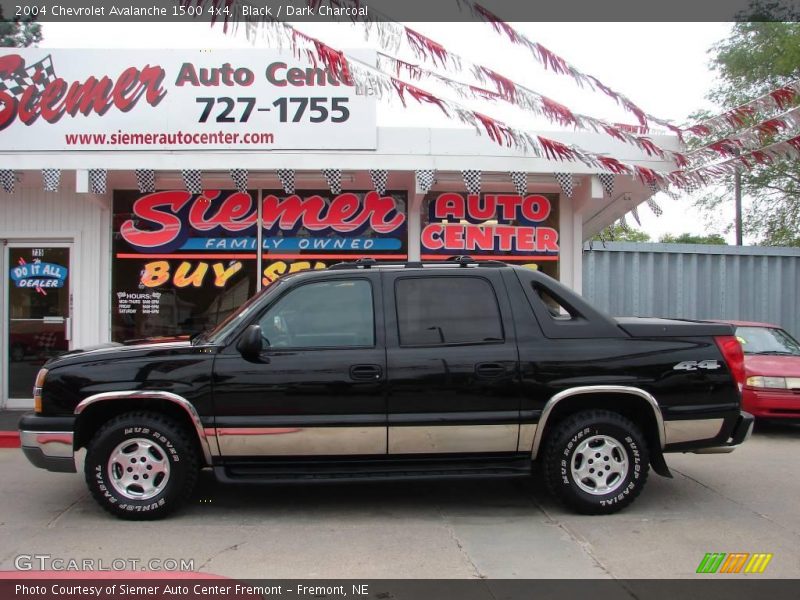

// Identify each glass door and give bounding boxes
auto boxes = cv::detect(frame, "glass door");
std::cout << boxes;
[5,244,71,407]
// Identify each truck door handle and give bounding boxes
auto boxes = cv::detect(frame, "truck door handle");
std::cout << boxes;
[350,364,383,381]
[475,362,507,378]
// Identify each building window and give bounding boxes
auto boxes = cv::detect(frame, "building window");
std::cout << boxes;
[111,189,406,342]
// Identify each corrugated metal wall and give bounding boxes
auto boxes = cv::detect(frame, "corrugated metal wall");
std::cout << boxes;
[582,242,800,338]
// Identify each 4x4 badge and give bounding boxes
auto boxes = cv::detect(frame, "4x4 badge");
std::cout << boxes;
[673,360,722,371]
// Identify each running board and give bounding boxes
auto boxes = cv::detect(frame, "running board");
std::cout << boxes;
[215,454,532,485]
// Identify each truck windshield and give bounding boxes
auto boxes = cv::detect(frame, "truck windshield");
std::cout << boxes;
[197,278,285,345]
[735,326,800,356]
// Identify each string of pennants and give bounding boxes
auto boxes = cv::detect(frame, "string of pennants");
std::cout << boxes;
[190,2,800,193]
[249,17,799,192]
[0,166,672,218]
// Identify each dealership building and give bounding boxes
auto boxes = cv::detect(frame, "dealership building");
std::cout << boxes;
[0,49,680,409]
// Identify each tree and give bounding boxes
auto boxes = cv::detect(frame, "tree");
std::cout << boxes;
[694,15,800,246]
[659,233,727,245]
[0,9,42,48]
[591,223,651,243]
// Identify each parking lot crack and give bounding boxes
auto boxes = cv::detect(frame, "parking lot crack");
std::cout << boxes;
[197,542,245,572]
[46,493,86,528]
[435,505,486,580]
[671,466,800,538]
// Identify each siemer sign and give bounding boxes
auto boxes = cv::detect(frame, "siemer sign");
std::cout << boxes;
[0,49,377,151]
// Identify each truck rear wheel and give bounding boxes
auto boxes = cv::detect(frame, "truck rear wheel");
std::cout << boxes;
[84,411,198,520]
[543,410,649,515]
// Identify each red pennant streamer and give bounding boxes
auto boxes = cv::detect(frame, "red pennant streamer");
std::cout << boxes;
[473,111,514,145]
[541,97,577,127]
[391,79,450,114]
[405,28,450,68]
[538,136,575,161]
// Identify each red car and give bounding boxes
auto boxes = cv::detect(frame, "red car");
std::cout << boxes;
[717,321,800,420]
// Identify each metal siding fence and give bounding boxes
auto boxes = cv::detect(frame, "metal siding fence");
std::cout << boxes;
[582,242,800,339]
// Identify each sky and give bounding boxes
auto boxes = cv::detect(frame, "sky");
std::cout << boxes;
[41,21,740,242]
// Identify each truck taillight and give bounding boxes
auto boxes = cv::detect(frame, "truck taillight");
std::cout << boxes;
[715,336,745,393]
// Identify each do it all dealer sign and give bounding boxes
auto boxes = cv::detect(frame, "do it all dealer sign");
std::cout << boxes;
[0,49,377,151]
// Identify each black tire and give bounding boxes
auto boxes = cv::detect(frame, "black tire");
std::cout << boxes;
[84,411,199,520]
[543,410,649,515]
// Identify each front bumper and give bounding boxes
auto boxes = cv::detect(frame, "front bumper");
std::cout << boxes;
[692,411,754,454]
[19,414,76,473]
[743,388,800,419]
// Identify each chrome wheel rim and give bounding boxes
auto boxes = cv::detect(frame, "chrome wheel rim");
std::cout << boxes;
[570,434,629,495]
[107,437,170,500]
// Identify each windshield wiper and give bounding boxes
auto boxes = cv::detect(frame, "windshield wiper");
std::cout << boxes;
[750,350,798,356]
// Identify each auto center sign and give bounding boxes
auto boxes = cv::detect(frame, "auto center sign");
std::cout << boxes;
[0,49,376,151]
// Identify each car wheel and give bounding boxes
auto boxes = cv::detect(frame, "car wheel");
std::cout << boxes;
[543,409,649,515]
[84,411,199,520]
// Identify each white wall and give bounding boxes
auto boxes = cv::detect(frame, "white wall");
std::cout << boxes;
[0,172,112,352]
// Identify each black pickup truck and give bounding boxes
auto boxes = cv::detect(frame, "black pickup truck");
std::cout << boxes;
[19,258,753,519]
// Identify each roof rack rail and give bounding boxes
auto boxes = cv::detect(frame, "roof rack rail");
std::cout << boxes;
[328,256,507,270]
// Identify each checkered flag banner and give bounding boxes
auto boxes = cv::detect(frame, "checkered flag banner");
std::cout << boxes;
[88,169,107,194]
[415,170,436,194]
[182,169,202,195]
[229,169,248,194]
[618,214,630,232]
[664,185,681,201]
[630,205,641,226]
[509,171,527,196]
[646,197,663,217]
[42,169,61,192]
[277,169,295,194]
[369,169,389,195]
[598,173,615,197]
[554,172,574,199]
[462,170,481,195]
[0,54,56,98]
[135,169,155,193]
[647,180,660,197]
[322,169,342,195]
[0,169,15,193]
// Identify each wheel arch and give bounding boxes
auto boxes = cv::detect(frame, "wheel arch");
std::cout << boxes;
[74,391,213,465]
[531,386,665,461]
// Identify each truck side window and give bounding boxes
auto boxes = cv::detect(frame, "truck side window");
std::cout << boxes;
[395,277,503,346]
[258,279,374,348]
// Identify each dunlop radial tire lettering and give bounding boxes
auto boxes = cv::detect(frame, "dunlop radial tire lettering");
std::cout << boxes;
[84,411,199,520]
[542,409,649,515]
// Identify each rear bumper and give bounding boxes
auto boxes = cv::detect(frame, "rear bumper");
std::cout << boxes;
[18,413,76,473]
[692,411,754,454]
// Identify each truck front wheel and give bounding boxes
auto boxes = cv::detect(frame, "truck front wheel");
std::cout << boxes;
[84,411,199,520]
[543,410,649,515]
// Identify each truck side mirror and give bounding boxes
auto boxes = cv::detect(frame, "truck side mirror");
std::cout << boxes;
[236,324,263,359]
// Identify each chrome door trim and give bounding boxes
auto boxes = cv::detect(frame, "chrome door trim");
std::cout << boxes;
[75,391,213,465]
[531,385,665,459]
[388,424,519,454]
[215,426,386,456]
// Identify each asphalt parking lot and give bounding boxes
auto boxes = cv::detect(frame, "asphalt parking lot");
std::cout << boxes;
[0,423,798,579]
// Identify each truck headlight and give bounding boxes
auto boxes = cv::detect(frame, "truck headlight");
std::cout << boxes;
[33,368,47,413]
[746,376,787,389]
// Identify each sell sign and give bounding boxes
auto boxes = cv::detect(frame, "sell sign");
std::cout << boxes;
[0,49,376,151]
